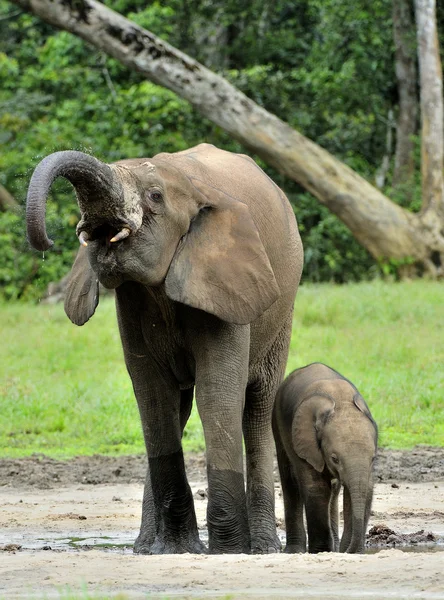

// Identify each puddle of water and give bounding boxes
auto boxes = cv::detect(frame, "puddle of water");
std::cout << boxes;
[42,535,134,552]
[0,530,135,553]
[2,529,443,554]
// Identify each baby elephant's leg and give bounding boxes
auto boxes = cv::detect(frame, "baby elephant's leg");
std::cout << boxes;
[301,471,335,553]
[274,435,306,552]
[329,479,341,552]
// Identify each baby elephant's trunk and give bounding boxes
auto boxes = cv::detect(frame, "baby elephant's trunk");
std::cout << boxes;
[347,512,366,553]
[342,471,373,553]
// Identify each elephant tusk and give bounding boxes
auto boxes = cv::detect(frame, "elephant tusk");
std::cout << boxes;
[110,227,131,243]
[78,231,89,247]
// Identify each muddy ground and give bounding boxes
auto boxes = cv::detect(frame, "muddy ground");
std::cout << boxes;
[0,447,443,599]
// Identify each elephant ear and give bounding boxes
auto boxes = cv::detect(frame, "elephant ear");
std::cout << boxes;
[353,393,377,430]
[64,246,99,326]
[292,395,335,473]
[165,179,279,325]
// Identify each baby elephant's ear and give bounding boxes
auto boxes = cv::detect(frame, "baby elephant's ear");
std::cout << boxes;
[292,395,335,473]
[64,246,99,326]
[353,394,372,418]
[353,393,377,429]
[165,179,280,325]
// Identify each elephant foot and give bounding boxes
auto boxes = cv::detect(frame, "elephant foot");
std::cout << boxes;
[308,545,334,554]
[207,467,251,554]
[284,543,306,553]
[134,534,206,555]
[251,532,281,554]
[133,530,155,554]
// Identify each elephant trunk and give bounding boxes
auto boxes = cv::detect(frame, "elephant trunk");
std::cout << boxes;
[26,151,123,251]
[343,471,372,554]
[347,509,366,554]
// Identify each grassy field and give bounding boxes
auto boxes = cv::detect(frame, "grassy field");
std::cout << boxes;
[0,280,443,458]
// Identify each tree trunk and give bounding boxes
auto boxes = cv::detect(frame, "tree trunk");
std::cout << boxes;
[415,0,444,213]
[0,183,19,212]
[10,0,444,275]
[375,109,395,189]
[392,0,418,191]
[415,0,444,274]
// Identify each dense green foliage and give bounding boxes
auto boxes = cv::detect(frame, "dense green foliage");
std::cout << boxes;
[1,281,443,457]
[2,0,435,299]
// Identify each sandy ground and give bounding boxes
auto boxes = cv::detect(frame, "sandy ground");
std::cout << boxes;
[0,450,443,599]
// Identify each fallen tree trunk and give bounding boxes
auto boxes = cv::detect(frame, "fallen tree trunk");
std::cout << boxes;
[10,0,444,275]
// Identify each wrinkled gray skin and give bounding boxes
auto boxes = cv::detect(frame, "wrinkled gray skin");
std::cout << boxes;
[273,363,377,554]
[26,143,303,555]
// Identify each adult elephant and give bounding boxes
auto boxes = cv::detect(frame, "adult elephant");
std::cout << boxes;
[26,143,303,554]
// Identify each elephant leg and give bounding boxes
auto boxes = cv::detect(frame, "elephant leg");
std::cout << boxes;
[273,423,306,553]
[134,385,195,554]
[117,301,202,555]
[301,472,334,553]
[243,385,281,553]
[364,482,374,531]
[134,376,203,555]
[134,466,156,552]
[329,479,341,552]
[243,320,293,553]
[180,386,194,433]
[340,485,352,552]
[192,319,250,554]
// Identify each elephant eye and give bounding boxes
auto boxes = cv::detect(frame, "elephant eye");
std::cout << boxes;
[331,454,339,464]
[149,190,163,202]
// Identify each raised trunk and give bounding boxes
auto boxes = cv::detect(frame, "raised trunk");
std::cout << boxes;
[392,0,418,190]
[12,0,444,275]
[26,151,121,250]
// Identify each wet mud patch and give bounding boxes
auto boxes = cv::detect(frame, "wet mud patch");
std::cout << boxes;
[366,524,443,550]
[0,447,443,489]
[0,450,443,598]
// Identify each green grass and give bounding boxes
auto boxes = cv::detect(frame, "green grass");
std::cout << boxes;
[21,586,229,600]
[289,280,444,448]
[0,280,443,457]
[48,590,235,600]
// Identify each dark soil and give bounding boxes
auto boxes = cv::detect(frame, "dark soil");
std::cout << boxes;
[374,446,444,482]
[0,446,443,490]
[366,524,438,548]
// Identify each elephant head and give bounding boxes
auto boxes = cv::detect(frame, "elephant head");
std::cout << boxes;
[26,148,280,326]
[292,380,377,553]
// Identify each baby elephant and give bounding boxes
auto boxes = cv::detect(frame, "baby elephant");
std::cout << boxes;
[273,363,377,554]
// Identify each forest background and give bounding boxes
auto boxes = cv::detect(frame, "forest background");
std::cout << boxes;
[2,0,444,301]
[0,0,443,453]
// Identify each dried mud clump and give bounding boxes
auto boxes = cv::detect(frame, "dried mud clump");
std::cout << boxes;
[367,524,438,547]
